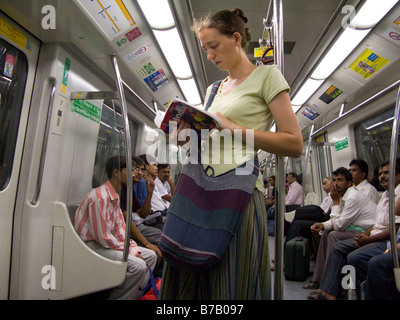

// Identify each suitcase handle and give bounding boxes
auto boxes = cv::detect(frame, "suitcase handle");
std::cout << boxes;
[295,237,306,256]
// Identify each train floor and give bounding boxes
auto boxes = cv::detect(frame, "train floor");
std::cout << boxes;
[268,235,316,300]
[268,235,357,300]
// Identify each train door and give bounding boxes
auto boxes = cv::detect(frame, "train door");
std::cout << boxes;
[9,42,130,299]
[0,14,40,300]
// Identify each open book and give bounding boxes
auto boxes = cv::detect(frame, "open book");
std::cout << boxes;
[154,98,221,134]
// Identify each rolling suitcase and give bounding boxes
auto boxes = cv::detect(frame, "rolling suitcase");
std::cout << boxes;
[284,236,310,281]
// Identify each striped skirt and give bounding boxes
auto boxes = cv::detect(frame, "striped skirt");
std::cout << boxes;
[159,189,271,300]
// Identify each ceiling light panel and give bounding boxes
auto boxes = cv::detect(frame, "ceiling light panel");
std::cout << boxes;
[154,28,193,79]
[291,78,325,105]
[177,78,202,105]
[311,27,370,80]
[137,0,175,29]
[350,0,399,29]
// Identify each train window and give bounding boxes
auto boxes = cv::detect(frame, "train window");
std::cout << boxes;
[92,101,138,188]
[354,107,400,182]
[0,39,28,191]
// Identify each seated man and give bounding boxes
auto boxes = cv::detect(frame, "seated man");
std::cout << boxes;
[320,177,334,215]
[285,172,304,209]
[267,172,303,219]
[349,159,380,204]
[133,158,175,208]
[121,156,164,277]
[285,177,333,251]
[307,167,377,289]
[155,163,175,206]
[119,156,162,255]
[308,159,400,300]
[364,238,400,300]
[140,155,170,219]
[133,176,147,207]
[74,156,157,300]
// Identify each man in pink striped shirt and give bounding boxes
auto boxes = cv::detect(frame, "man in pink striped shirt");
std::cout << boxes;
[285,172,304,207]
[75,156,157,299]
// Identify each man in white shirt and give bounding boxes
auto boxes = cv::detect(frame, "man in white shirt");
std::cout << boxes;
[309,159,400,300]
[320,177,334,214]
[309,167,377,287]
[349,159,380,204]
[154,163,175,205]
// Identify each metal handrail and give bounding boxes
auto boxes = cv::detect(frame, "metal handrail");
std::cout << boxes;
[389,83,400,284]
[311,80,400,138]
[122,80,156,116]
[259,1,273,47]
[31,77,57,205]
[110,55,133,263]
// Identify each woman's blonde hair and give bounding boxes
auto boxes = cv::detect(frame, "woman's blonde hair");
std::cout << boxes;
[192,8,251,50]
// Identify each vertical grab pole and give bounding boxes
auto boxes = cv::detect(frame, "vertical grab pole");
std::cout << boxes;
[389,84,400,291]
[273,0,285,301]
[110,54,133,262]
[302,125,314,205]
[31,77,57,205]
[274,156,285,300]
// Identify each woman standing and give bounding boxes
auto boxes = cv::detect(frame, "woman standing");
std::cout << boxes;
[160,8,303,300]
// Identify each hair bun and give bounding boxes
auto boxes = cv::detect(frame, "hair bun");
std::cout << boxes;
[232,8,248,24]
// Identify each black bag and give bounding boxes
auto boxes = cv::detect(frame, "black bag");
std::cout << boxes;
[293,205,328,222]
[284,236,310,281]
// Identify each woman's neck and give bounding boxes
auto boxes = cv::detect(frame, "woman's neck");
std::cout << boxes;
[227,58,256,81]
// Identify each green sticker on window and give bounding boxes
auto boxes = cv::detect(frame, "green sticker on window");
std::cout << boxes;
[71,100,101,123]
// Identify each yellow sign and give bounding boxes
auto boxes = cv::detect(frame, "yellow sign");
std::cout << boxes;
[116,0,134,26]
[254,47,273,58]
[0,17,32,52]
[349,48,389,79]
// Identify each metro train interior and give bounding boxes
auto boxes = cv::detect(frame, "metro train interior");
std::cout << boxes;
[0,0,399,300]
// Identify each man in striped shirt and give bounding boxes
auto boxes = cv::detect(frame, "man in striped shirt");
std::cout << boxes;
[74,156,157,300]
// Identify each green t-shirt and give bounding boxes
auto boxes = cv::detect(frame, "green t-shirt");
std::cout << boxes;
[201,65,290,192]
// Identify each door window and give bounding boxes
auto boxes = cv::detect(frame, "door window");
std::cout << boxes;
[92,100,139,188]
[0,38,28,190]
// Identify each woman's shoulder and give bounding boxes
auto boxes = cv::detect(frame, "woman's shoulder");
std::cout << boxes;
[254,64,283,77]
[206,77,227,90]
